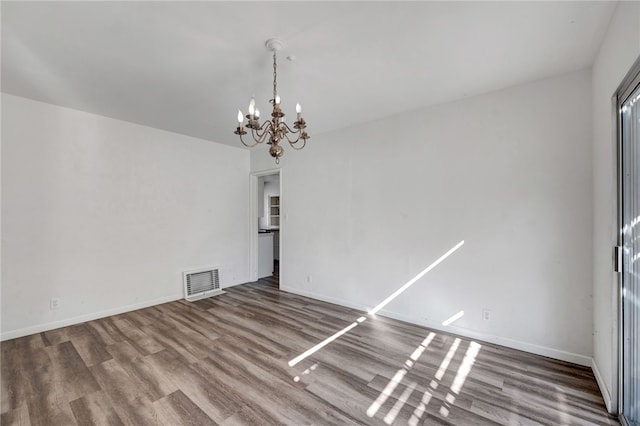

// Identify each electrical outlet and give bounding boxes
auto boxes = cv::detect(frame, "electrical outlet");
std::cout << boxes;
[50,298,60,310]
[482,309,491,321]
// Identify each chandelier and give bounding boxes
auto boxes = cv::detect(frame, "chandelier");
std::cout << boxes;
[234,38,310,163]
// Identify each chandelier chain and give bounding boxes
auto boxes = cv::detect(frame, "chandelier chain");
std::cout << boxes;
[272,51,278,101]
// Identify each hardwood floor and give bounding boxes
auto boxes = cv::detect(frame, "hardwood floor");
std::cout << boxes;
[1,276,618,425]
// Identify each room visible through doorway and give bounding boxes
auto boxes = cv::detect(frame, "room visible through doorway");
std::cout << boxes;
[251,169,281,286]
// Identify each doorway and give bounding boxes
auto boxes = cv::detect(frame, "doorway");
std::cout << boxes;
[617,60,640,426]
[250,169,281,286]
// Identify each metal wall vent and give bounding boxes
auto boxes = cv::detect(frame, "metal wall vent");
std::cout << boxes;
[183,267,224,302]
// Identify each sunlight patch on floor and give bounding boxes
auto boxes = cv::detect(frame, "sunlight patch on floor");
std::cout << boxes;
[408,338,461,424]
[436,341,481,416]
[436,338,460,380]
[384,381,417,424]
[366,332,436,418]
[409,389,434,426]
[288,320,362,367]
[293,363,318,382]
[450,341,480,394]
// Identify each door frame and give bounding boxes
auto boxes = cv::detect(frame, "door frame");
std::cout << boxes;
[249,168,282,283]
[615,54,640,422]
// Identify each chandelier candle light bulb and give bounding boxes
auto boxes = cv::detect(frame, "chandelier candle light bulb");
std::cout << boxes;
[233,38,310,164]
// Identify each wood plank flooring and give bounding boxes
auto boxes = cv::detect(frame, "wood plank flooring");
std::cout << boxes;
[1,276,618,425]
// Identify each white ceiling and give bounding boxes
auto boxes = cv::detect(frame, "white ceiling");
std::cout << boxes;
[1,1,616,148]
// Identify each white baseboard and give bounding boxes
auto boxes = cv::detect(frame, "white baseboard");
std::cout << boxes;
[379,309,592,366]
[1,275,250,341]
[222,279,248,289]
[280,285,592,367]
[0,293,183,341]
[280,285,367,312]
[592,358,613,413]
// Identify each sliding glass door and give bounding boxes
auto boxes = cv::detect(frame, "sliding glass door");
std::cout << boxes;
[620,77,640,426]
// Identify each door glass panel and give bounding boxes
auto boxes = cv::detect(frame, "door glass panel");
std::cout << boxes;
[621,84,640,426]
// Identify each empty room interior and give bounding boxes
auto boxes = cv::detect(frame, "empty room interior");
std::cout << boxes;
[2,1,640,425]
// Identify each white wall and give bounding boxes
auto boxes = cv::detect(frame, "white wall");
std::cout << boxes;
[591,2,640,412]
[252,69,594,365]
[1,94,250,339]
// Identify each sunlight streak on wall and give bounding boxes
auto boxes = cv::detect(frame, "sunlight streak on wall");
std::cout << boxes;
[441,310,464,326]
[368,241,465,315]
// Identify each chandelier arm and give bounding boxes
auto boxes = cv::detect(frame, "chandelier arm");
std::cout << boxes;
[282,130,308,150]
[289,137,307,150]
[280,122,297,134]
[239,132,261,148]
[281,127,302,145]
[251,123,272,144]
[251,129,269,144]
[280,123,309,148]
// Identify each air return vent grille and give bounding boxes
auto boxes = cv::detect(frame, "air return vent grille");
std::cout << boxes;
[183,267,224,302]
